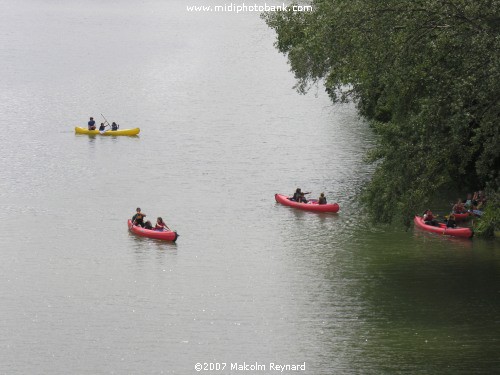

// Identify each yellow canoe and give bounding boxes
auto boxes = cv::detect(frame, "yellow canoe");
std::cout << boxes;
[75,127,140,136]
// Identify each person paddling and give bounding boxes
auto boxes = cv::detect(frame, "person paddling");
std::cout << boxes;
[291,188,311,201]
[132,207,146,227]
[99,122,107,131]
[423,209,438,226]
[154,217,170,231]
[291,188,302,201]
[298,192,309,203]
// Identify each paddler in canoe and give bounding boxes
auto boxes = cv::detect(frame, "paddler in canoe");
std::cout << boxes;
[445,213,457,228]
[131,207,147,227]
[140,217,170,231]
[305,192,328,204]
[318,192,327,205]
[452,198,466,214]
[154,217,170,231]
[98,114,119,131]
[290,188,311,202]
[423,209,439,226]
[88,117,96,130]
[98,121,118,133]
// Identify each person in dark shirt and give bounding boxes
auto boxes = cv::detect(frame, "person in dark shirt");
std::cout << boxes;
[132,207,146,227]
[291,188,311,202]
[446,214,457,228]
[99,123,107,131]
[291,188,302,201]
[318,193,327,205]
[111,122,119,131]
[88,117,96,130]
[298,192,309,203]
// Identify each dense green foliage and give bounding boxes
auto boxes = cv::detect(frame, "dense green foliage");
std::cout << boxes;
[263,0,500,229]
[474,189,500,236]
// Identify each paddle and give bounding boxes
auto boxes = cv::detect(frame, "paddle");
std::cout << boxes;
[101,113,111,126]
[100,113,113,132]
[98,114,112,134]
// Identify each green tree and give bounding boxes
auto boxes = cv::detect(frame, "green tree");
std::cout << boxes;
[263,0,500,229]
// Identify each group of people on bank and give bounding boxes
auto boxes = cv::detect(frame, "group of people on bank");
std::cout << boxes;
[452,191,487,214]
[290,188,327,204]
[88,117,120,131]
[422,190,488,229]
[131,208,170,231]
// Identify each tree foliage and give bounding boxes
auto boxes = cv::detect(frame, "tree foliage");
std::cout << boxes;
[263,0,500,227]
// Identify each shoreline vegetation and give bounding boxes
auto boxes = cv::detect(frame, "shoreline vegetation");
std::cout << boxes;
[262,1,499,237]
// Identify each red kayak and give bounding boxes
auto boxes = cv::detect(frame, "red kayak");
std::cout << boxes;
[275,193,340,213]
[413,216,473,238]
[452,212,470,221]
[128,220,178,242]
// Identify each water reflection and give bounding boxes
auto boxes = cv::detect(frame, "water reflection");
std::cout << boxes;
[412,228,473,250]
[349,229,500,373]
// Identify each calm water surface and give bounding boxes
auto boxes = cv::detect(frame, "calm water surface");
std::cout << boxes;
[0,1,498,374]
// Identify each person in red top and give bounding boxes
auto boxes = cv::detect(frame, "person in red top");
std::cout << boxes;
[423,209,439,226]
[452,199,465,214]
[154,217,170,231]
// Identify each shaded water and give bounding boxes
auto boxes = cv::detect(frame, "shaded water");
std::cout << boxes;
[0,1,498,373]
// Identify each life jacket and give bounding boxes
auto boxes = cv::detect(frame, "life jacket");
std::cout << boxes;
[134,213,145,222]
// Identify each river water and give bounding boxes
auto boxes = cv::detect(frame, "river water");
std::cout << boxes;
[0,1,498,374]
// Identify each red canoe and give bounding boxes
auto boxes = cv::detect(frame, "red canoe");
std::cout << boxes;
[128,220,178,242]
[413,216,473,238]
[452,212,470,221]
[275,193,340,213]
